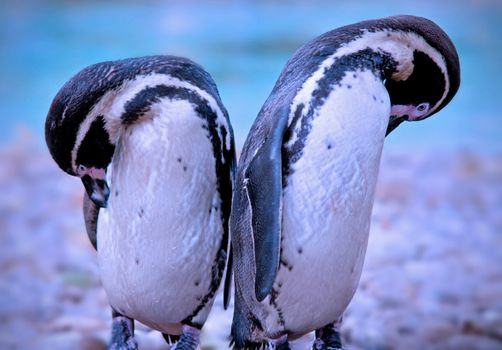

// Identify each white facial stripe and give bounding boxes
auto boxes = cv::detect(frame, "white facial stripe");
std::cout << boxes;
[286,29,450,137]
[61,105,69,122]
[70,73,231,170]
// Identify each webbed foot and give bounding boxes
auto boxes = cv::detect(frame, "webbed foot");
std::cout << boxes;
[171,325,201,350]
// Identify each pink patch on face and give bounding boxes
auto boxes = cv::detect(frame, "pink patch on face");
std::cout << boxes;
[390,104,413,117]
[76,165,106,179]
[390,103,430,121]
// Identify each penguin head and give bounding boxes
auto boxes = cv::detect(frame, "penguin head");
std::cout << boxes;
[45,56,210,208]
[45,62,120,208]
[380,15,460,135]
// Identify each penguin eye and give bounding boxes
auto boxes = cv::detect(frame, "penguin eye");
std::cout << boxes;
[77,164,88,175]
[416,102,430,113]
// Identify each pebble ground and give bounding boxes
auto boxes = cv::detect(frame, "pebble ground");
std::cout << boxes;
[1,140,500,350]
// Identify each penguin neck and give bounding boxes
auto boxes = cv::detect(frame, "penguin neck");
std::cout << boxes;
[283,67,390,187]
[70,75,155,172]
[283,48,394,172]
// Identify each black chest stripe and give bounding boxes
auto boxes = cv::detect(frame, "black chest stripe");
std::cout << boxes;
[281,48,397,184]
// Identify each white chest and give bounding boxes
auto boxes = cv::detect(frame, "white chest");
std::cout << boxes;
[265,70,390,334]
[96,99,223,332]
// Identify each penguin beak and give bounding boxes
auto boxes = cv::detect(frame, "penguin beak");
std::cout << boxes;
[81,175,110,208]
[386,115,406,136]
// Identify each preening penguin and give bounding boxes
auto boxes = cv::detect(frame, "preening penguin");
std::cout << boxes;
[230,15,460,349]
[45,56,235,349]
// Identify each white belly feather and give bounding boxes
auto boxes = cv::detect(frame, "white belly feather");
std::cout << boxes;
[264,70,390,336]
[97,99,222,334]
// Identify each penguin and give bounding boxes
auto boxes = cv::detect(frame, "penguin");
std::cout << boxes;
[229,15,460,350]
[45,55,236,350]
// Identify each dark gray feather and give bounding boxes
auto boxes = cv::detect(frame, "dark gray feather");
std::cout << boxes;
[83,192,99,250]
[223,246,233,309]
[243,105,289,302]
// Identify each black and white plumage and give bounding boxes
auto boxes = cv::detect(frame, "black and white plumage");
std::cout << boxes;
[45,55,236,349]
[230,15,460,349]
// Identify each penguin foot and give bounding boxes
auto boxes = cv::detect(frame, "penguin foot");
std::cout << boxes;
[109,316,138,350]
[272,335,291,350]
[275,343,291,350]
[229,339,268,350]
[171,325,200,350]
[312,319,343,350]
[312,339,343,350]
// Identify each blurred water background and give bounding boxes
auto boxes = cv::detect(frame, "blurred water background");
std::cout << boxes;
[1,1,502,349]
[0,0,501,151]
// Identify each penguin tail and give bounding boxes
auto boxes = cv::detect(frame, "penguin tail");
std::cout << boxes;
[230,293,267,350]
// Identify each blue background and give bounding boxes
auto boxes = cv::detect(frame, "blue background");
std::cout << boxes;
[1,0,501,152]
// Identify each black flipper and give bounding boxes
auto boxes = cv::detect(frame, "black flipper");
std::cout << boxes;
[83,191,99,250]
[221,117,237,311]
[223,244,233,309]
[244,105,290,302]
